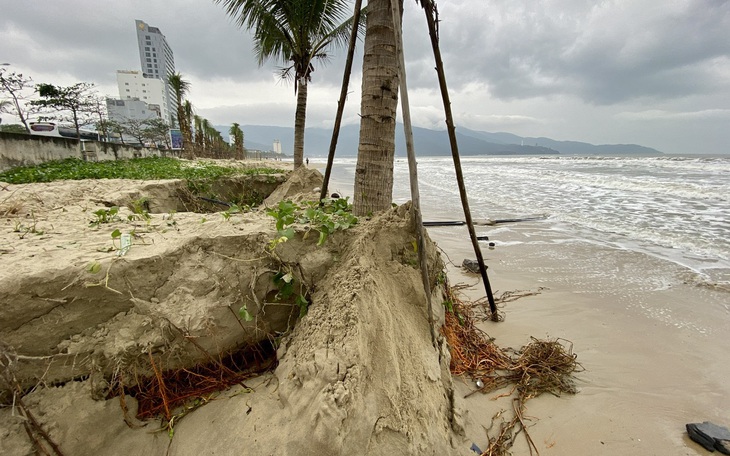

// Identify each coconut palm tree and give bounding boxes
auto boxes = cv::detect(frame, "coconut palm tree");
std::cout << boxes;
[168,73,193,159]
[201,118,213,156]
[229,123,246,159]
[206,122,224,157]
[353,0,402,216]
[215,0,361,169]
[182,100,194,151]
[194,115,204,155]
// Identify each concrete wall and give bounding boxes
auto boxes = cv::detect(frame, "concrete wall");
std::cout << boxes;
[0,132,162,172]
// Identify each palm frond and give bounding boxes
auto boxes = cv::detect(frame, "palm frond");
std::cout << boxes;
[217,0,358,81]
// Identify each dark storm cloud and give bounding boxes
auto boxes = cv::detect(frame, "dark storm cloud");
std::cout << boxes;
[424,0,730,104]
[3,0,727,104]
[2,0,728,154]
[1,0,271,86]
[155,3,264,81]
[1,2,137,84]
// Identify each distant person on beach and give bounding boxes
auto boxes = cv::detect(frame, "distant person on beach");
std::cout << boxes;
[306,157,309,166]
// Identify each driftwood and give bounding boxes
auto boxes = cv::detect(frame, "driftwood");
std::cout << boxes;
[423,215,546,227]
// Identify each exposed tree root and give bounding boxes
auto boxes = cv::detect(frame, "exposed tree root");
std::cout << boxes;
[115,339,277,423]
[441,285,582,456]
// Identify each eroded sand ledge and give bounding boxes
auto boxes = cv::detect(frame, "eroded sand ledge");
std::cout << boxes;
[0,166,470,456]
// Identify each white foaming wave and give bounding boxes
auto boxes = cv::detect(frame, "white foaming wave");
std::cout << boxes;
[467,165,729,203]
[409,157,730,281]
[461,154,730,171]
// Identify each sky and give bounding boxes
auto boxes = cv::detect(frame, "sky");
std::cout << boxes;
[1,0,729,155]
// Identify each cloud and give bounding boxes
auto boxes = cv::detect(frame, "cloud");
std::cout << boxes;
[616,108,730,121]
[193,75,364,130]
[424,0,730,104]
[2,0,729,154]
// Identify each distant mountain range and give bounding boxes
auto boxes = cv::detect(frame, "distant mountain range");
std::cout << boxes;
[215,124,663,156]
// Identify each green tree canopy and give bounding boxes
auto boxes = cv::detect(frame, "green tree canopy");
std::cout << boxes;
[168,73,194,158]
[143,118,173,149]
[229,122,245,159]
[31,82,98,140]
[0,123,29,134]
[0,67,34,133]
[215,0,363,168]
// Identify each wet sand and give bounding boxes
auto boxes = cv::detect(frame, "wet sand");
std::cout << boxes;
[436,227,729,455]
[321,160,730,455]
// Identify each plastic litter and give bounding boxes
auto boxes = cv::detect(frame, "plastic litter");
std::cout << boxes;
[118,233,132,257]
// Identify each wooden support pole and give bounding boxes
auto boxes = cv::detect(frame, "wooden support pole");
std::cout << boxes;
[320,0,363,203]
[391,0,437,345]
[421,0,499,320]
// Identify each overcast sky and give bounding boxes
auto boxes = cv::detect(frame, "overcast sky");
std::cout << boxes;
[2,0,729,154]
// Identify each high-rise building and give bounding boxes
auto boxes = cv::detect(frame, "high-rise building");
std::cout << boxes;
[135,19,176,124]
[115,70,167,122]
[106,98,159,124]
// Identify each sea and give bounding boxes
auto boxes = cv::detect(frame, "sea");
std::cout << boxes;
[326,155,730,289]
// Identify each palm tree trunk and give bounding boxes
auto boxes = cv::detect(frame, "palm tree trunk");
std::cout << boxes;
[293,77,308,169]
[353,0,402,216]
[181,108,194,160]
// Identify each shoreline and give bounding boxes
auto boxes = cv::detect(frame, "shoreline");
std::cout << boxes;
[434,226,729,454]
[319,159,730,454]
[1,159,725,454]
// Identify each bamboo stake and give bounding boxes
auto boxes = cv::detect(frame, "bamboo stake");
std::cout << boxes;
[391,0,437,346]
[320,0,364,203]
[421,0,498,320]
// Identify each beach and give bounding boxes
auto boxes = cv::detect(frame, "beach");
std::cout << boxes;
[0,156,727,455]
[321,156,730,455]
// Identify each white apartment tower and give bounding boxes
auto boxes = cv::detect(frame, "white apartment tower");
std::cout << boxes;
[135,19,176,124]
[106,97,159,122]
[115,70,167,121]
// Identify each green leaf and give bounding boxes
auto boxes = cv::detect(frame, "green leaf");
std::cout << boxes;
[86,261,102,274]
[111,229,121,239]
[239,306,254,322]
[296,294,309,317]
[303,207,317,222]
[279,227,296,240]
[443,300,454,313]
[317,230,328,246]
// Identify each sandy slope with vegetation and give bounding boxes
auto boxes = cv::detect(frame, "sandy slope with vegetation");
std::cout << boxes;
[0,162,474,455]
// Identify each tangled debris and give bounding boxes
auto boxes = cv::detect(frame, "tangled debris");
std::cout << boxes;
[441,285,582,456]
